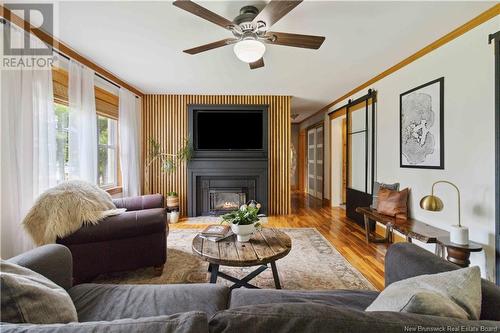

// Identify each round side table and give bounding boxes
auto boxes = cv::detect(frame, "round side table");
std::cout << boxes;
[437,236,483,267]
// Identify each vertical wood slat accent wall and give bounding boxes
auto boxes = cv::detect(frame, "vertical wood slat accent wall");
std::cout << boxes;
[142,95,291,216]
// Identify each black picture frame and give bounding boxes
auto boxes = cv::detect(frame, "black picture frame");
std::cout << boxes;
[400,77,444,169]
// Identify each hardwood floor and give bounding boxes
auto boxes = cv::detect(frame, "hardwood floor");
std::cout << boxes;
[172,191,388,290]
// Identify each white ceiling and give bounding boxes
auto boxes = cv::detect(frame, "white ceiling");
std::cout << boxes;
[54,1,493,122]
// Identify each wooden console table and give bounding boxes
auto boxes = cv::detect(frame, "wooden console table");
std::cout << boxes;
[356,207,484,267]
[355,207,449,246]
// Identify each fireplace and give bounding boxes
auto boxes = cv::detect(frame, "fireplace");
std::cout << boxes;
[209,189,247,214]
[193,176,259,216]
[187,105,268,217]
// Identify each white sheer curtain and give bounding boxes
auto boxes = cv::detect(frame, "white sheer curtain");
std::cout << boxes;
[68,60,98,183]
[1,25,57,258]
[119,88,141,197]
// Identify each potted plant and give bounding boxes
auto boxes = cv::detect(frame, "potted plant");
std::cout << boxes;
[221,203,262,242]
[166,192,179,209]
[144,138,192,194]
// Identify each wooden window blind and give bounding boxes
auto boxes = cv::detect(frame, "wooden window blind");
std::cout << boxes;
[52,67,119,119]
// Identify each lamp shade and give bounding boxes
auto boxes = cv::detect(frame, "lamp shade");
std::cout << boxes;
[233,39,266,63]
[419,195,444,211]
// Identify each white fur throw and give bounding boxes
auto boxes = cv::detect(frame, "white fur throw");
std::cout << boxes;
[23,180,125,245]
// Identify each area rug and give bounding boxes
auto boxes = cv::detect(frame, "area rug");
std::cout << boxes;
[94,228,375,291]
[181,215,269,225]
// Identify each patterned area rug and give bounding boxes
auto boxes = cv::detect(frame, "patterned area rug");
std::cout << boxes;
[94,228,375,291]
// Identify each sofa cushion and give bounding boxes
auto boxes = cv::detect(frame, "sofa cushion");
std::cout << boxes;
[69,283,229,321]
[376,187,409,218]
[0,311,208,333]
[0,260,77,324]
[366,266,481,320]
[59,208,166,245]
[209,303,500,333]
[229,289,379,311]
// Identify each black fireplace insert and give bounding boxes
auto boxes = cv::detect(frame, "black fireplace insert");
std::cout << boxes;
[209,189,247,214]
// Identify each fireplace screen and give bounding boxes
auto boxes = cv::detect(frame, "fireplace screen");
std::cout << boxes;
[209,190,246,213]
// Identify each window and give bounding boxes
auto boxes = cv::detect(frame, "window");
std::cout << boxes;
[55,103,70,182]
[53,103,119,188]
[97,115,118,188]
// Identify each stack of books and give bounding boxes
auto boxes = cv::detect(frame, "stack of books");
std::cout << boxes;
[199,225,233,242]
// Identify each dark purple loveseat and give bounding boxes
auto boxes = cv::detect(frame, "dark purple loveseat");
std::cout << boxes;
[57,194,168,283]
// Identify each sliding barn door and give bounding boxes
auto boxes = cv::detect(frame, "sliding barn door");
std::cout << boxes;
[345,91,376,227]
[307,125,323,199]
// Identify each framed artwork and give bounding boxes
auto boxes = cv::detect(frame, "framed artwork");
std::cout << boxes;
[400,77,444,169]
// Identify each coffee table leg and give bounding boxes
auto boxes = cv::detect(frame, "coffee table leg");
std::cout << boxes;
[209,264,219,283]
[270,261,281,289]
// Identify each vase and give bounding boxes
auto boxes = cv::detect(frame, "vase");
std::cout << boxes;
[169,211,179,224]
[231,223,256,242]
[166,195,179,209]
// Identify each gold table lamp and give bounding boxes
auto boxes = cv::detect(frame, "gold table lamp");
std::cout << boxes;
[420,180,468,245]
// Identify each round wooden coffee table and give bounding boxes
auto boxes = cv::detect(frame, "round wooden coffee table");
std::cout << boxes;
[192,228,292,289]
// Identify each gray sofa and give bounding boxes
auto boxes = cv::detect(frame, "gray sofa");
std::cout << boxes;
[2,243,499,332]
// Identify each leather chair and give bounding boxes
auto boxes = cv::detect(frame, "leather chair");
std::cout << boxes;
[57,194,168,284]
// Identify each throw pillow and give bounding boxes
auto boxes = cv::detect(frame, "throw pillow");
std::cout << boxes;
[371,182,400,209]
[0,260,78,324]
[365,266,481,320]
[401,292,469,319]
[376,187,409,218]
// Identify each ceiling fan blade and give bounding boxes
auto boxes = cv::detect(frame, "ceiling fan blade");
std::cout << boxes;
[265,31,325,49]
[173,0,235,30]
[183,38,237,55]
[252,1,302,28]
[249,58,265,70]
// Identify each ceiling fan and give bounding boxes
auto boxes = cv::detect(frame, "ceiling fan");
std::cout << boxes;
[173,0,325,69]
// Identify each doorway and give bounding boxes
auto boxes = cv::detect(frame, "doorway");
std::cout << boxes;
[307,124,324,199]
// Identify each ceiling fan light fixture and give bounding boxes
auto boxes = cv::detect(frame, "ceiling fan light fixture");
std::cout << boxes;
[233,39,266,63]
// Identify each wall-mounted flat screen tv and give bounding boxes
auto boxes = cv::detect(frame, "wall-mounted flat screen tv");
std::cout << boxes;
[195,111,264,150]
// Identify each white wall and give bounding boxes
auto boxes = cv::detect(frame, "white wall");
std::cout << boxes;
[330,116,345,206]
[330,18,498,281]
